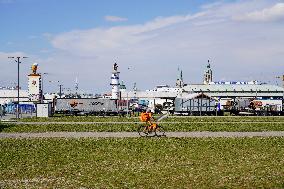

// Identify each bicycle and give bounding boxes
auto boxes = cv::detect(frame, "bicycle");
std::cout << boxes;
[138,112,169,137]
[138,122,166,137]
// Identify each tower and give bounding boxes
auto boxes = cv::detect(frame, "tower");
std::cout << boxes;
[203,60,213,85]
[110,63,120,99]
[176,67,184,88]
[28,63,42,102]
[75,77,79,92]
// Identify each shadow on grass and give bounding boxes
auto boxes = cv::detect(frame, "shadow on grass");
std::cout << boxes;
[0,123,16,132]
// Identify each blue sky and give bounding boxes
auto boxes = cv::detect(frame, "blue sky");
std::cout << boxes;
[0,0,284,93]
[0,0,217,53]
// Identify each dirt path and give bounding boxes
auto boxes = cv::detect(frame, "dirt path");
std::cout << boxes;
[1,131,284,138]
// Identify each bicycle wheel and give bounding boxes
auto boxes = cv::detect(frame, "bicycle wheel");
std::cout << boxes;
[155,125,166,137]
[146,128,156,137]
[138,125,149,137]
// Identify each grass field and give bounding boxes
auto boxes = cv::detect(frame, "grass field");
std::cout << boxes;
[1,116,284,188]
[21,115,284,123]
[1,138,283,188]
[1,116,284,133]
[1,122,284,133]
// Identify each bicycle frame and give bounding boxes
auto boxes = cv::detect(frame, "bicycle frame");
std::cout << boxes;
[138,121,165,137]
[138,113,168,137]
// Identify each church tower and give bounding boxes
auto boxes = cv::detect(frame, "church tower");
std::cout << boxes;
[203,60,213,85]
[176,67,184,88]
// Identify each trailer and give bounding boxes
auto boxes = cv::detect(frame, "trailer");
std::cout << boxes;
[228,98,284,116]
[248,99,283,116]
[54,98,119,115]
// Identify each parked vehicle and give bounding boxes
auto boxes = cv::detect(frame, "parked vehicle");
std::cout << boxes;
[230,98,283,116]
[54,98,128,115]
[55,98,116,115]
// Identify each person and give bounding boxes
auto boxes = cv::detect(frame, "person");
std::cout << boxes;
[140,109,154,126]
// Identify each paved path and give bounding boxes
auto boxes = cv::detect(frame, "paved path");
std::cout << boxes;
[3,121,284,125]
[1,131,284,138]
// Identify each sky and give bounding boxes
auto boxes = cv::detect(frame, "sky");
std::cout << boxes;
[0,0,284,94]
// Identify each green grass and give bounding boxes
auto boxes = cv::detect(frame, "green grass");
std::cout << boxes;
[1,138,284,188]
[1,116,284,132]
[21,115,284,123]
[21,116,138,122]
[166,116,284,123]
[1,122,284,133]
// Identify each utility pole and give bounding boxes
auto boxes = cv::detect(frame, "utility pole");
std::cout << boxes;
[59,84,63,98]
[8,56,28,119]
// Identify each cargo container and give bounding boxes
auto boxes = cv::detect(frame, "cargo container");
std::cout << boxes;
[55,98,119,115]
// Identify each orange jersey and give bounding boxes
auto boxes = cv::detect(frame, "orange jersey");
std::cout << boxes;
[140,112,152,122]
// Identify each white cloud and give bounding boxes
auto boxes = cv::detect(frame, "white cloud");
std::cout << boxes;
[2,0,282,92]
[104,15,128,22]
[52,17,171,56]
[200,1,224,9]
[28,35,38,39]
[51,14,200,56]
[234,3,284,22]
[46,1,284,92]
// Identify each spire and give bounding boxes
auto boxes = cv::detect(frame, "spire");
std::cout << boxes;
[177,66,180,79]
[176,66,184,88]
[204,59,213,84]
[75,77,79,91]
[207,59,210,68]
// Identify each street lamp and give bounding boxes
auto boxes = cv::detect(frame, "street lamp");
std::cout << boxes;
[8,56,28,119]
[59,84,63,98]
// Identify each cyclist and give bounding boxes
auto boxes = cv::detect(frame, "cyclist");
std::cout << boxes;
[138,109,165,137]
[140,109,154,126]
